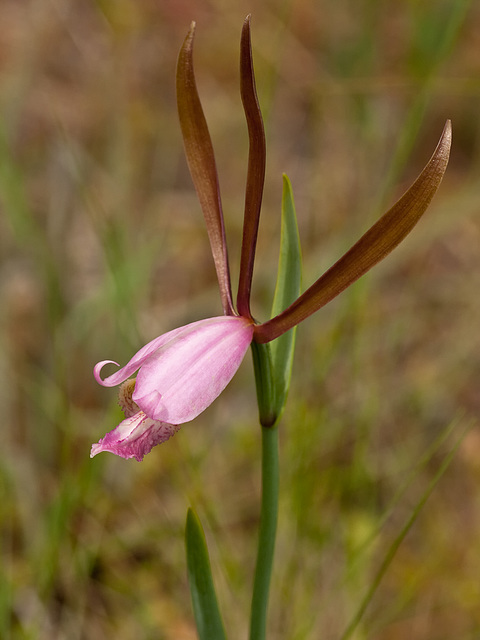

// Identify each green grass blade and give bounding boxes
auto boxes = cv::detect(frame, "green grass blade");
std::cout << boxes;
[340,419,471,640]
[185,508,227,640]
[269,174,302,422]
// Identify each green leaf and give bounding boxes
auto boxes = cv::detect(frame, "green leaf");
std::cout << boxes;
[185,508,227,640]
[269,174,302,422]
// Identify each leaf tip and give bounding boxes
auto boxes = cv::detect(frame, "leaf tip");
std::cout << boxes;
[444,118,452,138]
[436,119,452,166]
[186,507,194,527]
[242,14,252,43]
[441,118,452,150]
[424,119,452,192]
[183,21,196,51]
[282,173,292,188]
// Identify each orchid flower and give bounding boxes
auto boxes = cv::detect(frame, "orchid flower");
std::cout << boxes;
[92,317,253,461]
[92,16,451,461]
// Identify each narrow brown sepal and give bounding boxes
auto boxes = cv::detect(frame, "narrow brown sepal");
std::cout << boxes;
[176,23,234,315]
[254,121,452,343]
[236,15,267,319]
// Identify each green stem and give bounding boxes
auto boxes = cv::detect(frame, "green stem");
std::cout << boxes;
[249,424,279,640]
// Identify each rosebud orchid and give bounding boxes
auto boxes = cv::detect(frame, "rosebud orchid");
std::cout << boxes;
[92,317,253,461]
[92,16,451,460]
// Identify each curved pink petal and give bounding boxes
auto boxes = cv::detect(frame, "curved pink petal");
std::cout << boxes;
[94,320,211,387]
[90,410,180,462]
[133,316,254,423]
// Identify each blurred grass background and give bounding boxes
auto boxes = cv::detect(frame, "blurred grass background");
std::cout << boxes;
[1,0,480,638]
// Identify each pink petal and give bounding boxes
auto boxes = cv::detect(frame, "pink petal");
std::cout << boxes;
[90,410,180,462]
[94,321,209,387]
[133,316,254,423]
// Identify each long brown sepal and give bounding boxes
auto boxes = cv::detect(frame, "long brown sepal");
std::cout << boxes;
[254,121,452,343]
[176,23,234,315]
[236,15,267,319]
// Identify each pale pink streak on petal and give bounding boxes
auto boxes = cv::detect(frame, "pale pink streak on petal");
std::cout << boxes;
[133,316,254,423]
[90,410,180,462]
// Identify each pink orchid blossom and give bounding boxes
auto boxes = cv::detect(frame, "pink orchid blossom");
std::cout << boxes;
[91,317,254,461]
[92,19,451,461]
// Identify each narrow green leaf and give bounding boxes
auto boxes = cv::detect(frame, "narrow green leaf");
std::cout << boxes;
[185,508,227,640]
[250,176,301,427]
[254,120,452,343]
[269,175,302,421]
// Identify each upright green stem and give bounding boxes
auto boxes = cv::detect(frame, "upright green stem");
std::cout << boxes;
[249,424,279,640]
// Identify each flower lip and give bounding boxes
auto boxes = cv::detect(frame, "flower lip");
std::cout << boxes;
[90,411,181,462]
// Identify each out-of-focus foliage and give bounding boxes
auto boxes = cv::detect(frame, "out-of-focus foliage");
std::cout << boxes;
[1,1,480,638]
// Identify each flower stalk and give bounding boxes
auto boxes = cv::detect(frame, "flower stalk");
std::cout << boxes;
[249,424,279,640]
